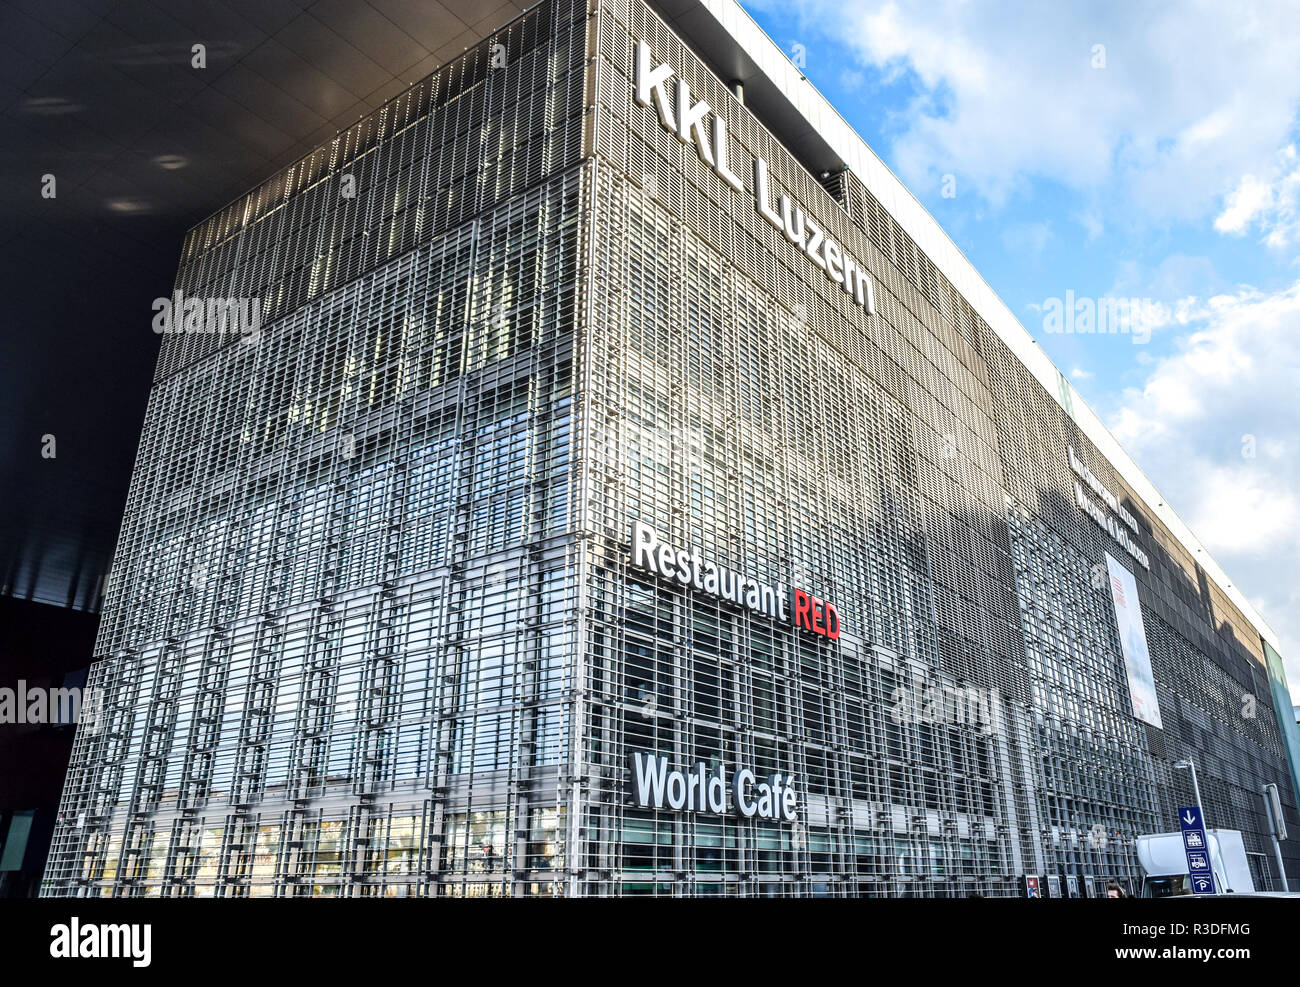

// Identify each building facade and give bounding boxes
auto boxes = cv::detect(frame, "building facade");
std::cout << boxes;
[43,0,1300,897]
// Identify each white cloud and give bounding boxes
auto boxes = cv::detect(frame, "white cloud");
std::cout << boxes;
[1070,366,1092,380]
[1108,280,1300,693]
[1187,467,1299,554]
[1215,174,1276,234]
[1214,144,1300,247]
[760,0,1300,219]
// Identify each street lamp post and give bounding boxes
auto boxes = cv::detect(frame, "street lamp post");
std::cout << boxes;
[1174,759,1227,892]
[1174,759,1205,825]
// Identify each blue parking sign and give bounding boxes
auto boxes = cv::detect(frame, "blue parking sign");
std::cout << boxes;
[1178,806,1217,895]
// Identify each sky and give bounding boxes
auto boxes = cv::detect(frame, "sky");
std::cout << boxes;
[740,0,1300,699]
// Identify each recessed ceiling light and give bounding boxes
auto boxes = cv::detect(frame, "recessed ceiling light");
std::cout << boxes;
[21,96,80,115]
[105,198,152,215]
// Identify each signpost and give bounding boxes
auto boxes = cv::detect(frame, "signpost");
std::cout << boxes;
[1178,806,1217,895]
[1262,783,1289,891]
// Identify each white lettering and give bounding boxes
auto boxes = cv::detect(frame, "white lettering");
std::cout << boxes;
[712,115,744,192]
[633,37,879,316]
[635,41,675,130]
[674,79,714,167]
[630,751,670,808]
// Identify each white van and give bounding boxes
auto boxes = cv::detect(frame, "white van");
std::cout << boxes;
[1136,830,1255,896]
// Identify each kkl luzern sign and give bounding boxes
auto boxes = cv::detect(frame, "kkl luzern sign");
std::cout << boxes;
[634,41,876,317]
[631,520,841,641]
[628,751,799,822]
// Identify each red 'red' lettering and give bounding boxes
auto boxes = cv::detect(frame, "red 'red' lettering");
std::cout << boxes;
[810,597,825,634]
[825,602,841,640]
[789,587,842,642]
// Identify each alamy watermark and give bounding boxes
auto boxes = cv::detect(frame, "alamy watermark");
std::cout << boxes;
[0,681,103,732]
[50,919,151,967]
[889,681,996,735]
[1040,291,1160,344]
[151,291,262,343]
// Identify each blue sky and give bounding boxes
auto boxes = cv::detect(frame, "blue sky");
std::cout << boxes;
[742,0,1300,697]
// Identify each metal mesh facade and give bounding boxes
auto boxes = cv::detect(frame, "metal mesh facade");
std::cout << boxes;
[43,0,589,897]
[42,0,1297,897]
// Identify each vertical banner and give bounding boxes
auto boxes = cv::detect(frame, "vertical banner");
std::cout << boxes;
[1105,552,1164,729]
